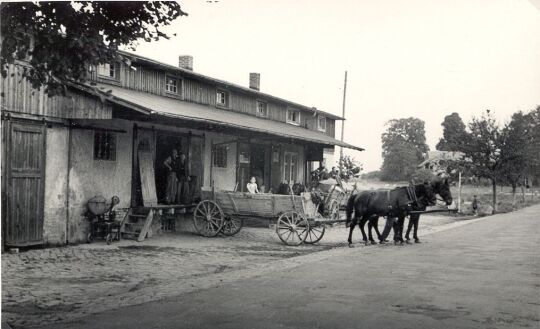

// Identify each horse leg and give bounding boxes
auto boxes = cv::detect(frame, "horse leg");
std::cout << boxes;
[367,218,377,245]
[413,215,421,243]
[348,217,358,246]
[372,216,383,241]
[405,216,415,242]
[359,216,369,245]
[367,219,372,243]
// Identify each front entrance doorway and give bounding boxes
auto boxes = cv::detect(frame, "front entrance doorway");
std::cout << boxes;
[236,143,271,193]
[132,127,204,207]
[250,144,270,193]
[155,133,188,204]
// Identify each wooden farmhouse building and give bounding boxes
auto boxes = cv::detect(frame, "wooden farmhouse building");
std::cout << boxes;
[1,52,363,248]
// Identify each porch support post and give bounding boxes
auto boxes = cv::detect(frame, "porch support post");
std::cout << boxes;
[66,120,73,244]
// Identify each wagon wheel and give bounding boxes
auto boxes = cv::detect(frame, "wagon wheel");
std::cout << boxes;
[304,223,326,244]
[193,200,224,237]
[328,200,340,222]
[276,211,309,246]
[221,216,243,236]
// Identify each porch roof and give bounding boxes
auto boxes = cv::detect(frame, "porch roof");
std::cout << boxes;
[84,84,364,151]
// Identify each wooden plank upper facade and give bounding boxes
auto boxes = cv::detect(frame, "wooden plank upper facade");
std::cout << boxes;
[86,52,338,138]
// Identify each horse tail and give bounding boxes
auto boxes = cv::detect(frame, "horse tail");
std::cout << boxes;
[346,194,356,223]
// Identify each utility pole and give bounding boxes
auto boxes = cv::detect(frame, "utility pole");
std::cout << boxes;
[339,71,348,171]
[457,171,462,213]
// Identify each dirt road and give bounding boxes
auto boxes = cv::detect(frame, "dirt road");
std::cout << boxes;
[34,204,540,329]
[2,211,468,328]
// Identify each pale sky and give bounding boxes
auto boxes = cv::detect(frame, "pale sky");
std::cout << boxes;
[132,0,540,171]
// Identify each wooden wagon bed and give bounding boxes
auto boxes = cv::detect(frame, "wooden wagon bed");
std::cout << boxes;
[213,192,305,218]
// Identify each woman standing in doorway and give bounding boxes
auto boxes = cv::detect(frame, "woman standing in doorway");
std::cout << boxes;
[176,152,190,204]
[163,149,179,204]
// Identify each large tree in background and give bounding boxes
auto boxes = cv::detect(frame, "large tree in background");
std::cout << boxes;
[499,111,532,206]
[380,117,429,181]
[462,110,504,213]
[436,112,468,151]
[526,106,540,186]
[1,2,187,96]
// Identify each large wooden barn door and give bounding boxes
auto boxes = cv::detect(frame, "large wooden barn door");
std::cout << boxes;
[134,128,157,207]
[5,121,46,246]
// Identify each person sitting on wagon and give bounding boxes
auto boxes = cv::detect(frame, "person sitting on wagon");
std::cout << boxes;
[330,166,339,179]
[247,176,260,194]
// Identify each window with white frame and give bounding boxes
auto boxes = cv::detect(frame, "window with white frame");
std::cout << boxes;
[257,101,268,117]
[216,90,229,107]
[286,109,300,125]
[318,115,326,132]
[283,152,298,183]
[97,63,116,79]
[165,76,179,94]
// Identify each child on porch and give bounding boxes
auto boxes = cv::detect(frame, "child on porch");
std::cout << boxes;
[247,176,260,194]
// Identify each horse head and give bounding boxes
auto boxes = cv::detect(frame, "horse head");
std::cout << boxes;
[432,178,453,206]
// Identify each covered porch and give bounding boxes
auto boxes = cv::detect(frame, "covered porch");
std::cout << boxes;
[67,83,363,241]
[85,83,363,199]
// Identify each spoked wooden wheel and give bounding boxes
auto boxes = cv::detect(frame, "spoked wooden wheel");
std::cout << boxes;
[304,223,326,244]
[193,200,224,237]
[276,211,310,246]
[221,216,243,236]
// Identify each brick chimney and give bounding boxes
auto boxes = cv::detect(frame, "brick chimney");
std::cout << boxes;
[249,73,260,91]
[178,55,193,71]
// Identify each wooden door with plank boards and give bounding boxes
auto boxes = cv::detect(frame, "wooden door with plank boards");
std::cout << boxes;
[135,128,158,207]
[4,120,46,246]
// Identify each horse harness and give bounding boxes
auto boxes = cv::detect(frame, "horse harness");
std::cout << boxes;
[383,186,420,214]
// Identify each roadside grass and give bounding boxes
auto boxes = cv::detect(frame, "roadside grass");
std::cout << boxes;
[455,184,540,215]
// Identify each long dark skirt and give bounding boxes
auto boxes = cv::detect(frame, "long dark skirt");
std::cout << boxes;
[165,172,178,204]
[177,176,191,204]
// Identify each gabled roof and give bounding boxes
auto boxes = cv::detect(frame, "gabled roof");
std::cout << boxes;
[79,83,363,151]
[418,151,465,167]
[117,50,344,121]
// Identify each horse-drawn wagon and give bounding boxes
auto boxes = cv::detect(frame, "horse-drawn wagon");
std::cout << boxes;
[192,183,349,245]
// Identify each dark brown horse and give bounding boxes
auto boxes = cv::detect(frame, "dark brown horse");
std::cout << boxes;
[402,178,454,243]
[345,183,436,246]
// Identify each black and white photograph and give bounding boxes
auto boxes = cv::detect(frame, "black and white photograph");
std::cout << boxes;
[0,1,539,328]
